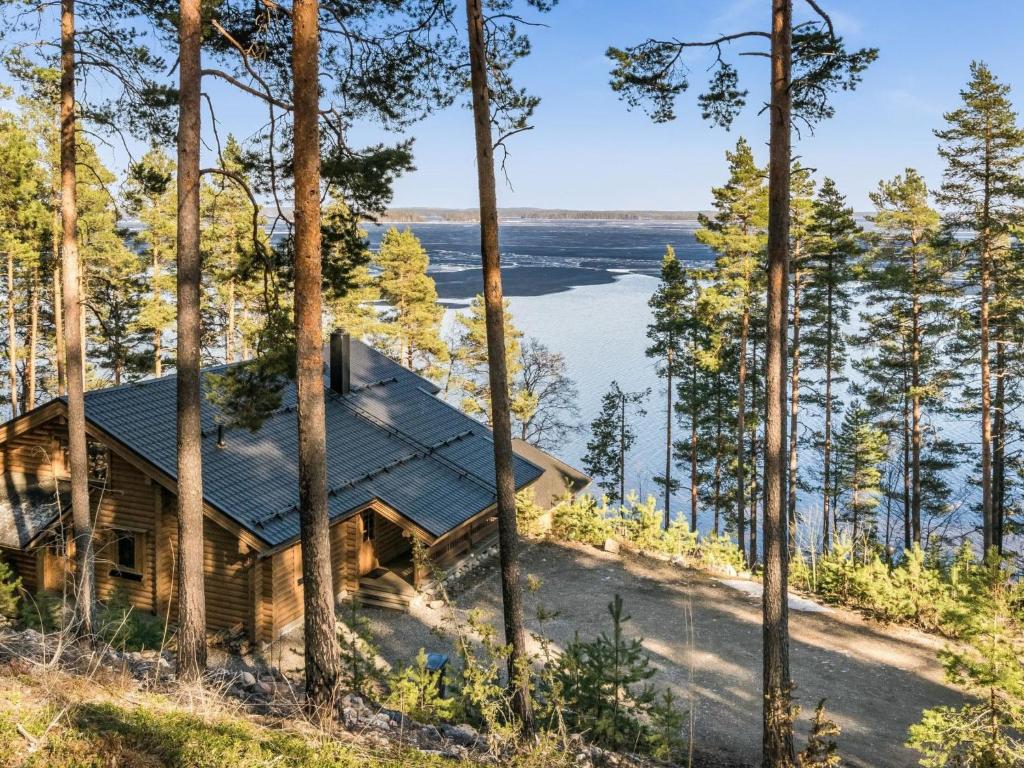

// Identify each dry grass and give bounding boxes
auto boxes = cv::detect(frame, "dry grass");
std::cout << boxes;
[0,660,467,768]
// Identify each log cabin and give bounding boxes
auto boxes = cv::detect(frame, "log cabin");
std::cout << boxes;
[0,333,581,643]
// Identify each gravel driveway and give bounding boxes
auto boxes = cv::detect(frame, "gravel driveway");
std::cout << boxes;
[359,539,963,768]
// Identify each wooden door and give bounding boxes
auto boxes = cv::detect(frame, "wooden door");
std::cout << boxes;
[358,510,377,575]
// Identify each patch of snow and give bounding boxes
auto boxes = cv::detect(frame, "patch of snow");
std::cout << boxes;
[719,579,831,614]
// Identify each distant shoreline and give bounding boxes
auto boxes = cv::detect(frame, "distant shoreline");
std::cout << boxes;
[373,207,707,223]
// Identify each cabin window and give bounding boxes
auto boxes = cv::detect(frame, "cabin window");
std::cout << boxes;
[361,510,375,542]
[62,439,110,485]
[109,529,142,581]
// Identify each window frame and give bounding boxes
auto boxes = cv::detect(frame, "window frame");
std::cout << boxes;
[108,528,144,581]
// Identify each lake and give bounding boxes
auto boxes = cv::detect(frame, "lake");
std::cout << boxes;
[364,220,982,543]
[367,221,725,531]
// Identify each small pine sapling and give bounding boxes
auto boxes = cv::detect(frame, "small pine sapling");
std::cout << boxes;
[338,598,382,697]
[798,700,842,767]
[386,648,458,725]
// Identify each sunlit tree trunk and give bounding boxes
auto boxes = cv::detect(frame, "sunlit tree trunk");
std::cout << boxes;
[663,344,673,529]
[465,0,533,731]
[736,306,749,558]
[293,0,341,716]
[175,0,207,680]
[62,0,94,640]
[786,258,801,551]
[225,278,235,363]
[7,250,18,418]
[152,251,162,377]
[762,0,796,763]
[27,266,39,410]
[52,216,66,397]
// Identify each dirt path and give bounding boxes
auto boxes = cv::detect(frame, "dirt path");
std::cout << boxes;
[361,540,962,767]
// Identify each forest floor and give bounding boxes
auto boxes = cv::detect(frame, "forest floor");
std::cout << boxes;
[355,539,964,768]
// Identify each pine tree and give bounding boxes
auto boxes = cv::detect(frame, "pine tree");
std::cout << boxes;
[671,266,713,534]
[323,202,380,343]
[787,163,816,549]
[450,295,530,424]
[124,146,176,377]
[201,136,267,364]
[858,169,955,549]
[555,594,657,752]
[583,382,649,506]
[934,62,1024,554]
[696,137,769,558]
[646,245,688,527]
[0,110,48,417]
[376,227,445,375]
[907,555,1024,766]
[802,178,862,552]
[174,0,207,681]
[833,402,888,561]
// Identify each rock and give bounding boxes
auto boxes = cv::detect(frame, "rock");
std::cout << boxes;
[428,599,445,610]
[257,681,274,696]
[371,712,392,731]
[441,723,479,747]
[239,670,257,688]
[602,538,620,554]
[670,554,685,567]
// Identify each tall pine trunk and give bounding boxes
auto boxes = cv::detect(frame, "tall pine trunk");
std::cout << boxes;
[910,252,923,547]
[293,0,342,716]
[690,346,699,532]
[7,250,18,418]
[226,278,235,363]
[979,128,994,551]
[749,335,759,565]
[787,258,801,551]
[153,251,162,377]
[821,280,834,553]
[52,220,66,397]
[663,344,673,529]
[465,0,533,730]
[27,266,39,410]
[762,0,795,763]
[713,371,723,536]
[993,340,1005,553]
[175,0,207,680]
[736,307,749,558]
[901,381,912,550]
[62,0,94,639]
[619,395,627,506]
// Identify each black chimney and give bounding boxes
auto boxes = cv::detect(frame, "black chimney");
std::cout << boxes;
[330,330,351,395]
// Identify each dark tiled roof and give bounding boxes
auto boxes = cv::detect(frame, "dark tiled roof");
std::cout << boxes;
[0,473,69,549]
[80,342,543,547]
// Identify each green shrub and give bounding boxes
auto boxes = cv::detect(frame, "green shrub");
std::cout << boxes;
[19,590,64,634]
[515,489,547,538]
[386,649,457,725]
[0,560,21,622]
[97,589,165,651]
[697,533,747,574]
[907,554,1024,767]
[551,495,613,546]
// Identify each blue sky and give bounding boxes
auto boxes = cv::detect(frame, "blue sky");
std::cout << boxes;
[361,0,1024,210]
[34,0,1024,211]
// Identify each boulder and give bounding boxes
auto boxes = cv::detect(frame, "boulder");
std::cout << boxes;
[238,670,257,688]
[441,722,479,747]
[602,538,620,554]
